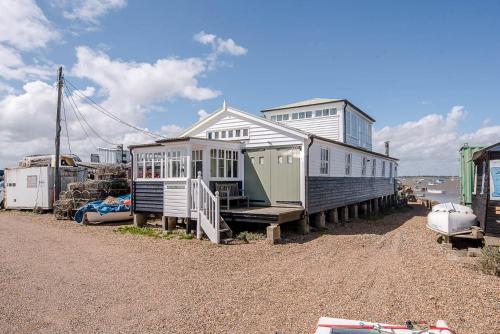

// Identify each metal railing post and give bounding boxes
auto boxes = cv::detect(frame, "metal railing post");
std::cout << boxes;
[215,190,220,244]
[196,171,202,239]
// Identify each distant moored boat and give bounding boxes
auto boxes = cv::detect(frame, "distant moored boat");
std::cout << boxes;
[427,188,446,194]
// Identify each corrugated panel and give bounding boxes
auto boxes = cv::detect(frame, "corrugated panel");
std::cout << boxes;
[133,181,164,213]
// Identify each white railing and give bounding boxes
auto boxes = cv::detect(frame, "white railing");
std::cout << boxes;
[190,172,220,244]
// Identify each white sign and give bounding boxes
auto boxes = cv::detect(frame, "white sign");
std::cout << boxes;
[490,159,500,201]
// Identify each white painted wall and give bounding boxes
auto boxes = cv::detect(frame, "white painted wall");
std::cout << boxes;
[164,180,188,217]
[309,139,396,178]
[192,112,304,148]
[5,166,53,209]
[261,101,345,142]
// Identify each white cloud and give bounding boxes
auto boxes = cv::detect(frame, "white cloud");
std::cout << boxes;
[61,0,127,24]
[0,0,58,82]
[374,106,500,176]
[197,109,209,120]
[0,79,184,168]
[72,46,220,111]
[0,82,15,94]
[0,44,53,80]
[459,125,500,145]
[160,124,183,137]
[194,31,247,56]
[0,0,59,51]
[0,44,220,167]
[0,27,244,167]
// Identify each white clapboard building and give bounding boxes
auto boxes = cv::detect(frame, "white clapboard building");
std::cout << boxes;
[130,99,398,243]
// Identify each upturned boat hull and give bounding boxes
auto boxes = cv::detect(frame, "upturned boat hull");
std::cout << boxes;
[85,211,133,223]
[427,203,477,236]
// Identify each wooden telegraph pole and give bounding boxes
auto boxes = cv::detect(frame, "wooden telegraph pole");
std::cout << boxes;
[54,66,63,201]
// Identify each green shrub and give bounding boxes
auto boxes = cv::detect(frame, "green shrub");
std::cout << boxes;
[116,226,159,237]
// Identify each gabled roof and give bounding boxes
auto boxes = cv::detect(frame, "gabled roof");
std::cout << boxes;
[260,98,376,123]
[180,104,310,140]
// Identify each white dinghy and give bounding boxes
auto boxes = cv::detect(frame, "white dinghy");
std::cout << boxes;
[427,188,446,194]
[314,317,454,334]
[427,202,477,236]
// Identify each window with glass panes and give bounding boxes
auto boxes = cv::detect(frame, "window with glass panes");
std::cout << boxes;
[320,148,329,175]
[191,150,203,178]
[345,153,352,175]
[209,149,239,178]
[361,157,367,176]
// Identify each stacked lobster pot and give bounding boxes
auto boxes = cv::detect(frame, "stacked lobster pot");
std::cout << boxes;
[54,165,130,220]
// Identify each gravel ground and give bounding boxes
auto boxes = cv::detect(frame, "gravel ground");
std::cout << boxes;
[0,205,498,334]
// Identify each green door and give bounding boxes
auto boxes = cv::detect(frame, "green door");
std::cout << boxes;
[270,147,300,205]
[244,147,300,206]
[244,150,271,205]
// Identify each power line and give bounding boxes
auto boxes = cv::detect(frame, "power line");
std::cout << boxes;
[64,84,118,146]
[64,78,164,139]
[63,87,98,150]
[61,93,72,155]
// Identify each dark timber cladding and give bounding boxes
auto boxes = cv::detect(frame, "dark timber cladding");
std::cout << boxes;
[307,177,395,214]
[133,181,164,213]
[471,143,500,236]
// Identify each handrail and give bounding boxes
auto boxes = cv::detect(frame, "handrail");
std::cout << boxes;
[190,172,220,243]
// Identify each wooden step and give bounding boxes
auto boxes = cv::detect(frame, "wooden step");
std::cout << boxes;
[221,238,234,244]
[219,228,231,233]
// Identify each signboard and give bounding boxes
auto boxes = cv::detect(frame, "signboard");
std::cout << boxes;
[490,159,500,201]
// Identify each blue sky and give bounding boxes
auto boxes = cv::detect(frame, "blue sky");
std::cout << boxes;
[0,0,499,174]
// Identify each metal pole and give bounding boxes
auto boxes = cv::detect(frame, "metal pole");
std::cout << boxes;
[54,66,63,201]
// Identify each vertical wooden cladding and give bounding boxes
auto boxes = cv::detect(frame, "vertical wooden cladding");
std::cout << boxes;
[307,177,395,214]
[133,181,164,213]
[472,148,500,236]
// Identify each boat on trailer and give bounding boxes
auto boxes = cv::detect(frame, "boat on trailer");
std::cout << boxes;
[427,202,477,236]
[315,317,454,334]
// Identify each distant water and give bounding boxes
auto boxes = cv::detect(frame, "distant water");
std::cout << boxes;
[400,176,461,204]
[415,192,460,204]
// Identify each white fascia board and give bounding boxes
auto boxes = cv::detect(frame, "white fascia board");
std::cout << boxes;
[181,105,310,142]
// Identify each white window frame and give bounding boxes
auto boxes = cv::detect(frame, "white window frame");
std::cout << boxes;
[210,148,239,179]
[320,147,329,175]
[361,157,367,176]
[382,161,386,177]
[472,164,477,195]
[389,162,393,183]
[372,159,377,177]
[345,153,352,176]
[27,175,37,188]
[480,161,486,194]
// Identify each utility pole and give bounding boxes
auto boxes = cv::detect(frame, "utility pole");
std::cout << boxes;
[54,66,63,202]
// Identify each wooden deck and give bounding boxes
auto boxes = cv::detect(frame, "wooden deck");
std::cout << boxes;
[221,206,304,225]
